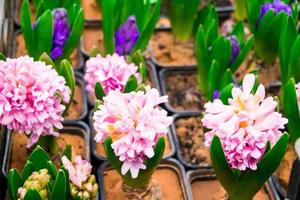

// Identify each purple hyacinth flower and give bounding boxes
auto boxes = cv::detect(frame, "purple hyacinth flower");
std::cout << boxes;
[227,35,240,64]
[114,16,140,56]
[51,8,70,60]
[257,0,292,28]
[213,90,220,100]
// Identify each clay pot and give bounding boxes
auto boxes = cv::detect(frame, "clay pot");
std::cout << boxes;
[12,30,85,71]
[187,169,280,200]
[286,158,300,200]
[1,121,91,177]
[97,159,192,200]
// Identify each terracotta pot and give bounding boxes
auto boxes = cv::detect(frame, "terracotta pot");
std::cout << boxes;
[97,158,192,200]
[1,121,91,178]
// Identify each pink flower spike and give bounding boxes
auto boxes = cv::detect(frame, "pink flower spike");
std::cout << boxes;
[0,56,71,148]
[84,53,141,96]
[93,86,173,178]
[202,73,287,171]
[62,156,92,188]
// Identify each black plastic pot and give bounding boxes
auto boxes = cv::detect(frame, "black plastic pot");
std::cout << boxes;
[64,72,88,122]
[0,0,13,55]
[97,158,192,200]
[0,126,7,200]
[171,113,211,170]
[86,61,161,107]
[89,109,176,163]
[286,159,300,200]
[11,29,85,71]
[187,168,280,200]
[1,121,91,178]
[159,67,203,114]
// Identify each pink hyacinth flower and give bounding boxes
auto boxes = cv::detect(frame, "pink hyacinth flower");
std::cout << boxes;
[0,56,71,148]
[84,53,141,96]
[62,156,92,188]
[93,86,173,178]
[202,74,287,171]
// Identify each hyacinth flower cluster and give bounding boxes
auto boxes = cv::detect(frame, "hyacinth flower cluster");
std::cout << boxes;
[202,74,289,200]
[195,5,253,100]
[246,0,298,64]
[62,154,98,199]
[21,0,84,62]
[100,0,160,56]
[0,54,75,153]
[8,145,98,200]
[8,146,69,200]
[166,0,200,41]
[84,53,143,99]
[93,86,173,187]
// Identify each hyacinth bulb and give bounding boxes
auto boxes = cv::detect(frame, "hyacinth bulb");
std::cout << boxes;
[227,35,240,64]
[114,16,140,56]
[50,8,70,60]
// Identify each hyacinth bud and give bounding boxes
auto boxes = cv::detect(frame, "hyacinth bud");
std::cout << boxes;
[70,175,98,200]
[114,16,140,56]
[17,169,51,200]
[227,35,240,64]
[257,0,292,27]
[213,90,220,100]
[50,8,70,60]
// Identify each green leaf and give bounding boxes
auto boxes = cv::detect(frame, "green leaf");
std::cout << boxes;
[22,161,35,181]
[231,21,245,46]
[283,78,300,142]
[62,8,84,59]
[230,133,289,199]
[8,169,23,200]
[279,17,297,85]
[219,83,234,104]
[101,0,116,54]
[230,35,254,72]
[89,47,102,58]
[35,1,45,19]
[210,136,238,195]
[33,10,53,57]
[46,161,57,179]
[62,144,72,161]
[50,170,67,200]
[207,60,221,100]
[195,25,210,96]
[43,0,60,10]
[39,53,58,72]
[21,0,37,58]
[288,35,300,83]
[28,145,51,170]
[23,189,42,200]
[95,82,106,101]
[220,68,233,89]
[129,50,147,83]
[0,53,6,60]
[211,36,231,71]
[132,0,161,53]
[123,75,138,93]
[59,59,75,109]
